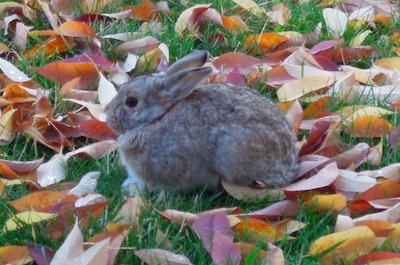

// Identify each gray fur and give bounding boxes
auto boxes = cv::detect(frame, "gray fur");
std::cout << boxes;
[105,51,299,195]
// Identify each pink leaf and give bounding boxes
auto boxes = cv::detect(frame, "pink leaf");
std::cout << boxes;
[191,212,233,254]
[282,162,339,191]
[235,200,299,219]
[211,232,241,265]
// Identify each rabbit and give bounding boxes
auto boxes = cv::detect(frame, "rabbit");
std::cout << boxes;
[105,50,299,196]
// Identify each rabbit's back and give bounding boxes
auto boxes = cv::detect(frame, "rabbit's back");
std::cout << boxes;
[118,83,298,191]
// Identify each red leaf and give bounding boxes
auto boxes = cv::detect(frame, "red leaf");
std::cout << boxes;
[80,119,117,141]
[353,252,400,265]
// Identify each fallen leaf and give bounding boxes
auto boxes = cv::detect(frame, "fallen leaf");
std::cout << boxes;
[0,245,33,265]
[64,139,117,161]
[9,191,78,212]
[3,211,58,232]
[277,75,335,102]
[0,57,31,82]
[135,249,193,265]
[51,220,110,265]
[305,194,347,213]
[36,153,66,187]
[353,252,400,265]
[232,0,266,16]
[322,8,348,39]
[345,115,393,138]
[310,226,378,264]
[67,171,100,196]
[244,33,288,54]
[221,180,284,201]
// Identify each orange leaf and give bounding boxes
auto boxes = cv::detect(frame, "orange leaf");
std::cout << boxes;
[233,242,267,261]
[0,246,33,265]
[4,84,30,98]
[310,226,378,264]
[221,15,248,32]
[373,14,391,24]
[356,178,400,202]
[24,35,76,59]
[244,33,288,54]
[0,162,19,179]
[9,191,78,212]
[303,96,331,119]
[128,0,159,21]
[305,194,347,213]
[232,218,290,243]
[58,21,96,37]
[354,220,394,237]
[33,62,98,88]
[0,180,5,199]
[345,115,393,138]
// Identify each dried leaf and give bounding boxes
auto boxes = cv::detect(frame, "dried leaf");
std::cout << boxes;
[310,226,378,264]
[221,180,284,201]
[0,57,30,82]
[305,194,347,212]
[322,8,348,39]
[244,33,288,54]
[3,211,58,232]
[135,249,193,265]
[0,246,33,265]
[277,75,335,102]
[345,115,393,138]
[8,191,78,212]
[36,154,66,187]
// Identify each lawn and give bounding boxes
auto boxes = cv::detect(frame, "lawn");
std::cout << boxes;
[0,0,400,264]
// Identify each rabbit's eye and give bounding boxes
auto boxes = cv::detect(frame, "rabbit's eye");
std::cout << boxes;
[125,97,138,108]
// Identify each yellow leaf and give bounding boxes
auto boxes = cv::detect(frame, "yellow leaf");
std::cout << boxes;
[136,46,164,72]
[341,106,393,125]
[232,0,266,16]
[3,211,58,232]
[387,223,400,249]
[375,57,400,71]
[277,75,335,102]
[0,109,17,145]
[350,30,372,47]
[305,194,347,213]
[227,215,241,227]
[310,226,378,264]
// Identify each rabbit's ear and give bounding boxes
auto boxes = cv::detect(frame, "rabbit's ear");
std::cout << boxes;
[163,67,212,102]
[165,51,208,75]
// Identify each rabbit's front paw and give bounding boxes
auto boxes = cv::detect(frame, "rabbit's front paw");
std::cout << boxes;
[121,174,145,196]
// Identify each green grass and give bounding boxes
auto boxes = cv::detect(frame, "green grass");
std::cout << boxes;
[1,0,400,264]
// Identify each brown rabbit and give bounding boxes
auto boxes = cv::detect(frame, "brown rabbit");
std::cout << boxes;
[105,51,299,195]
